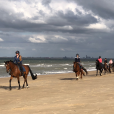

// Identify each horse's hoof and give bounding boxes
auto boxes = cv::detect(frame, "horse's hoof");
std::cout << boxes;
[76,78,78,80]
[18,87,21,90]
[9,88,12,91]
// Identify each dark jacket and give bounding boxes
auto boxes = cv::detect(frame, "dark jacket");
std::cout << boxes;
[104,60,107,63]
[13,55,22,64]
[75,57,80,63]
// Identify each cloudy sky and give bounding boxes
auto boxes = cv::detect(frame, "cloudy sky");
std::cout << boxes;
[0,0,114,57]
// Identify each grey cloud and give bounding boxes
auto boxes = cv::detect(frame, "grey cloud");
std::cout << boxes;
[42,0,51,6]
[73,0,114,19]
[0,0,114,57]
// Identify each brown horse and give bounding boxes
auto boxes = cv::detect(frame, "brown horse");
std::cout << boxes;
[73,62,86,80]
[4,60,37,90]
[103,62,109,74]
[109,64,113,73]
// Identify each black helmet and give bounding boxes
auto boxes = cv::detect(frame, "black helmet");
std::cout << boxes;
[76,53,79,56]
[15,51,20,54]
[99,56,101,58]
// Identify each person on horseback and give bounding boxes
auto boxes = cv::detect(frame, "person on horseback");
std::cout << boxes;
[104,58,107,64]
[13,51,24,76]
[109,59,113,64]
[109,59,113,67]
[73,54,88,74]
[98,56,103,67]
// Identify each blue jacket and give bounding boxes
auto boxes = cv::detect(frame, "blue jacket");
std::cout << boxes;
[75,57,80,63]
[13,55,22,64]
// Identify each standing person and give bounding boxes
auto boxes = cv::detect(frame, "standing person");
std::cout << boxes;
[13,51,23,75]
[73,54,88,74]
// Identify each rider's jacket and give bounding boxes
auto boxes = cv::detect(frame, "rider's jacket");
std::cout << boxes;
[75,57,80,63]
[13,55,22,64]
[104,60,107,63]
[109,60,113,64]
[98,58,102,63]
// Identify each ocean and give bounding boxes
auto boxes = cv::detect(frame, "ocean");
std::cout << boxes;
[0,58,97,78]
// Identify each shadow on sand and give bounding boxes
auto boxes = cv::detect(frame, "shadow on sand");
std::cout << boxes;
[60,78,77,80]
[0,85,18,90]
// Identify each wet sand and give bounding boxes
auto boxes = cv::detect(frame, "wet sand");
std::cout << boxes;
[0,71,114,114]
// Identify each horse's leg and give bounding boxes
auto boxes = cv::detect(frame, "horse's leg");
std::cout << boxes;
[26,77,28,88]
[96,70,98,76]
[17,77,21,90]
[25,75,28,88]
[80,71,82,79]
[22,75,26,89]
[75,72,78,80]
[9,76,13,90]
[100,69,102,76]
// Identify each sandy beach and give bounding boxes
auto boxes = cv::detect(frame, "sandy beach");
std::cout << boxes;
[0,71,114,114]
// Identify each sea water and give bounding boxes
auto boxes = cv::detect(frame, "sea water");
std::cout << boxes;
[0,58,97,78]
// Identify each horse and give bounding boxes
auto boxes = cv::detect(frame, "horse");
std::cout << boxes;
[109,63,114,73]
[73,62,87,80]
[4,60,37,90]
[96,60,103,76]
[103,62,109,74]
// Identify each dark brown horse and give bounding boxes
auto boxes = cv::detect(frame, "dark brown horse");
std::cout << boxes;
[109,64,114,73]
[103,62,109,74]
[4,60,37,90]
[73,62,86,80]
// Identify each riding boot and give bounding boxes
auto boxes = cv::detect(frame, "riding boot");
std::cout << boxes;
[18,63,24,76]
[82,67,88,75]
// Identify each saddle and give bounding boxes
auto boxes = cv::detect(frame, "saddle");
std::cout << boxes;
[17,65,26,72]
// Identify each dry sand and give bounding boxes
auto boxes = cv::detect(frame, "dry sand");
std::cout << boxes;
[0,71,114,114]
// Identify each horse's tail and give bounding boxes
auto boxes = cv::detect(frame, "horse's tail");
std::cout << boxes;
[28,66,37,80]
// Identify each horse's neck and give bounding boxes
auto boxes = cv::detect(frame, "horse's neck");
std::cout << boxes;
[9,62,16,69]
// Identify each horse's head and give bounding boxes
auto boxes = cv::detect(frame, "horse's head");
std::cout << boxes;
[4,61,10,73]
[96,60,99,66]
[4,60,13,73]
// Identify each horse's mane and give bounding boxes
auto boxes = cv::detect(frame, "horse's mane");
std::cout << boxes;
[5,60,15,64]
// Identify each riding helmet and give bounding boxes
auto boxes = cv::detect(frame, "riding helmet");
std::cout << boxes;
[15,51,20,54]
[76,53,79,56]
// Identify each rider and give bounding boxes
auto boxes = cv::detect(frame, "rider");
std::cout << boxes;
[13,51,24,75]
[98,56,103,67]
[73,54,88,74]
[109,59,113,66]
[104,58,107,64]
[104,58,108,68]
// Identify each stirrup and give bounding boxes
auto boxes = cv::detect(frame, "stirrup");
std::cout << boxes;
[21,72,24,76]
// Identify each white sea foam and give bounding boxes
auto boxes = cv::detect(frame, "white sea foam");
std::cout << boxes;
[64,68,67,69]
[44,71,72,74]
[24,64,29,65]
[0,65,4,67]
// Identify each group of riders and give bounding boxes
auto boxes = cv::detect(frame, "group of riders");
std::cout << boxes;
[73,54,114,74]
[13,51,114,76]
